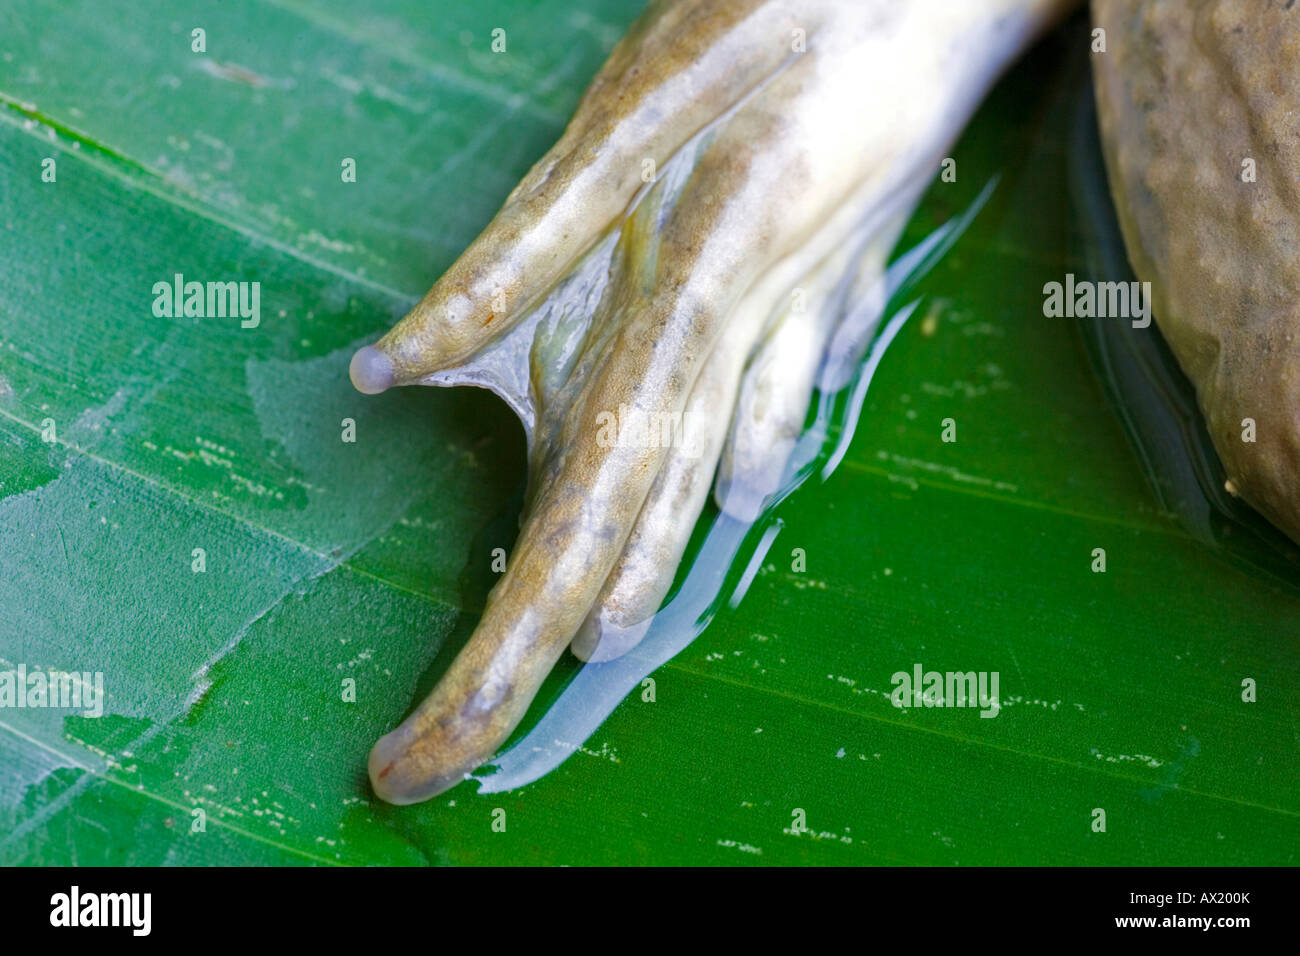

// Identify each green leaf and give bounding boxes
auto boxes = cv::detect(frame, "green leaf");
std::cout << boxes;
[1,3,1296,865]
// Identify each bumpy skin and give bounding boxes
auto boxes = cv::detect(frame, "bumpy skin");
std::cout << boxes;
[1093,0,1300,543]
[354,0,1076,804]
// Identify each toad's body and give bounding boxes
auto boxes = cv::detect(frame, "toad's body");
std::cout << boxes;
[1093,0,1300,544]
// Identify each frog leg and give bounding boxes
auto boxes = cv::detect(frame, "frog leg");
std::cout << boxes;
[359,0,1078,803]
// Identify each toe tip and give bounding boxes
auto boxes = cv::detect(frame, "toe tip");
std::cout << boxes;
[368,726,468,805]
[571,613,650,663]
[350,345,395,395]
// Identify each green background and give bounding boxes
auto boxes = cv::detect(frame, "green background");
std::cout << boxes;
[0,1,1295,865]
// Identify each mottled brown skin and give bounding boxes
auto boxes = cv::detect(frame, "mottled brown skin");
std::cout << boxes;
[1093,0,1300,543]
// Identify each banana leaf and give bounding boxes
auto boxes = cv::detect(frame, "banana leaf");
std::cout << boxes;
[0,1,1295,865]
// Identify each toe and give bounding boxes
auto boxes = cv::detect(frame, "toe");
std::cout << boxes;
[349,344,395,395]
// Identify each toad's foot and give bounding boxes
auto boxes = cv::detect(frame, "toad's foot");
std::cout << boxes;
[354,0,1076,805]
